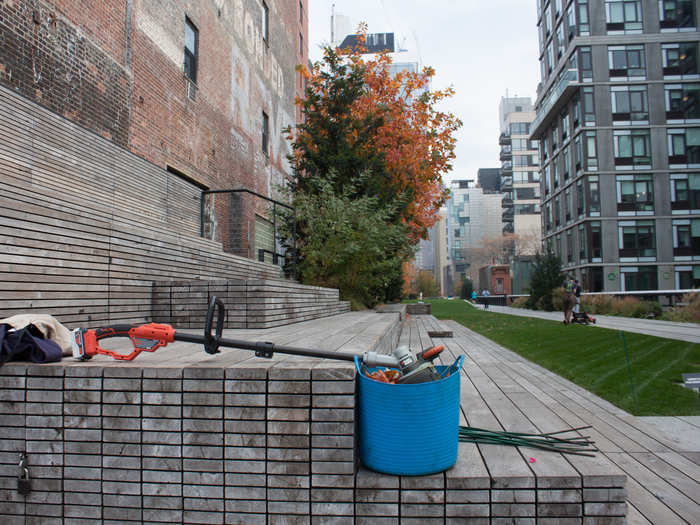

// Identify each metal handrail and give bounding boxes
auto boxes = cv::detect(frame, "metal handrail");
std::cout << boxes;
[200,188,296,279]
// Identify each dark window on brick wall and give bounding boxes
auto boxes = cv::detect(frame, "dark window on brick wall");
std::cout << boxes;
[185,17,198,83]
[262,111,269,155]
[262,1,269,44]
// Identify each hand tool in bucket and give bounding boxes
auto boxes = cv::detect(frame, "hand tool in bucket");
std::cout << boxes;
[71,297,445,382]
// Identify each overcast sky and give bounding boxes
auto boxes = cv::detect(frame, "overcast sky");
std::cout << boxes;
[307,0,541,183]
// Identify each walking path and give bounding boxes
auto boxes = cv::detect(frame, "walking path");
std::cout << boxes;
[473,302,700,344]
[416,314,700,524]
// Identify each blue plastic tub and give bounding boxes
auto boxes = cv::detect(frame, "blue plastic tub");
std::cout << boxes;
[355,355,464,476]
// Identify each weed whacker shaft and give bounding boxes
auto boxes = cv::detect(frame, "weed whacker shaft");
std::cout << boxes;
[72,297,400,367]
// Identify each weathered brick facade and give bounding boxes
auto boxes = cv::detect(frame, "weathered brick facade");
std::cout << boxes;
[0,0,307,258]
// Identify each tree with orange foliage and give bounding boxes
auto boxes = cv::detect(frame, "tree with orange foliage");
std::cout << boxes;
[287,32,461,241]
[282,31,461,305]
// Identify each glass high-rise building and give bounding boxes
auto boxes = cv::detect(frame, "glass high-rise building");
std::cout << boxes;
[499,97,542,248]
[530,0,700,292]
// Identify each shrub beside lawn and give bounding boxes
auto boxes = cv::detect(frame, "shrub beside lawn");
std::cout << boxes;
[426,298,700,416]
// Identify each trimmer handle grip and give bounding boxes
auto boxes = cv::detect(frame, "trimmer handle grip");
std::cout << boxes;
[204,296,225,354]
[74,323,176,361]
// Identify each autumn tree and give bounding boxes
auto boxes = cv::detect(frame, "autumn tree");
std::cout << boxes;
[282,31,461,306]
[288,38,460,241]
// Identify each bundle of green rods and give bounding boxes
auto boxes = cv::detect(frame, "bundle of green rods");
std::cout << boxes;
[458,425,598,456]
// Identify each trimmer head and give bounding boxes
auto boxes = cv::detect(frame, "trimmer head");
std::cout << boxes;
[71,328,90,360]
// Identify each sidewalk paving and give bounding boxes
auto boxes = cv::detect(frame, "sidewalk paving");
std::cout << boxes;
[472,301,700,344]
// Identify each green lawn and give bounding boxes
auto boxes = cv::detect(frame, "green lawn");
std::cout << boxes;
[424,298,700,416]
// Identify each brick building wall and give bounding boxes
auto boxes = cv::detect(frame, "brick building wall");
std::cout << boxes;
[0,0,306,259]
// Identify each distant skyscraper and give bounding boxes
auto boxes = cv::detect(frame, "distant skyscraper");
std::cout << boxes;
[499,96,541,252]
[530,0,700,292]
[447,180,504,280]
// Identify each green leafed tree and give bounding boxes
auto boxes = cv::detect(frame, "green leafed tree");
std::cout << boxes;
[527,246,563,311]
[278,175,413,309]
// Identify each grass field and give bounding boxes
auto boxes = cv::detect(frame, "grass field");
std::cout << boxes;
[424,298,700,416]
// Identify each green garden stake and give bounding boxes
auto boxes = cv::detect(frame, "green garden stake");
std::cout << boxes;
[618,331,638,413]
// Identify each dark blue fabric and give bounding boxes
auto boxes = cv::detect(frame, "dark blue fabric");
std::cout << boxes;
[0,324,62,364]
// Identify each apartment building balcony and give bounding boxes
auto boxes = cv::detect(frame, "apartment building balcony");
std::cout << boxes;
[500,149,512,162]
[530,68,579,140]
[503,222,515,234]
[503,208,514,222]
[501,176,513,191]
[499,132,511,146]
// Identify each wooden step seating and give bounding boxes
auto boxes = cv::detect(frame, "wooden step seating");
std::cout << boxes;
[0,310,402,524]
[152,278,351,329]
[0,310,654,523]
[0,83,303,328]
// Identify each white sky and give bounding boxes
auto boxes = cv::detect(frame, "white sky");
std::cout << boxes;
[307,0,542,183]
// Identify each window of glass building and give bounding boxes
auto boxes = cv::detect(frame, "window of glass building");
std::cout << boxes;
[585,130,598,170]
[590,221,602,260]
[662,42,699,78]
[556,23,565,59]
[515,203,541,214]
[572,93,581,129]
[579,224,586,261]
[579,46,593,81]
[566,229,574,263]
[583,87,596,125]
[567,4,577,40]
[606,0,643,33]
[665,83,700,121]
[515,187,538,200]
[675,265,700,288]
[619,220,656,260]
[561,110,570,141]
[555,0,563,18]
[670,173,700,210]
[577,179,585,216]
[616,174,654,214]
[608,45,646,79]
[554,196,561,227]
[668,128,700,166]
[562,145,571,180]
[552,123,559,151]
[621,266,658,290]
[672,219,700,257]
[659,0,696,31]
[611,85,649,123]
[614,129,652,168]
[588,175,601,215]
[576,0,591,35]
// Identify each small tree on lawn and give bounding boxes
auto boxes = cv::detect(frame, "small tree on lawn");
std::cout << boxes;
[527,245,563,311]
[460,278,474,300]
[416,271,440,298]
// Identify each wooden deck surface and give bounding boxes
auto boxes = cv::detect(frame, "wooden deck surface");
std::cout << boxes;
[3,309,698,523]
[409,314,700,524]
